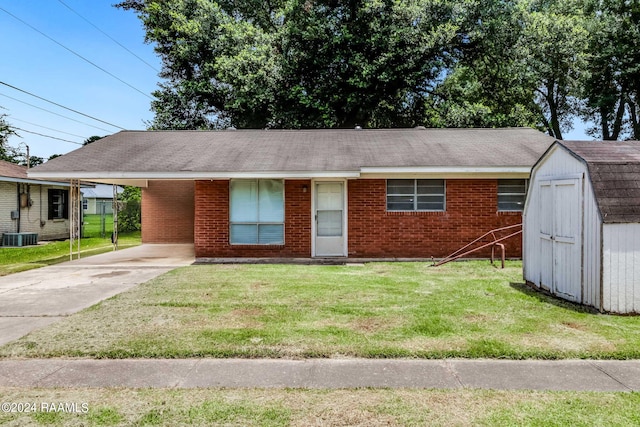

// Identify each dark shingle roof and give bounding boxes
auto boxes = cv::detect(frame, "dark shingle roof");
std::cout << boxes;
[560,141,640,223]
[31,128,554,177]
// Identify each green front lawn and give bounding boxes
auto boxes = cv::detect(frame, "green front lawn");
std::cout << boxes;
[2,261,639,359]
[1,388,639,427]
[0,232,141,276]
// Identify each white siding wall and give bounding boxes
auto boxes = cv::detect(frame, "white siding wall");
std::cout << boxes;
[602,224,640,313]
[0,182,19,235]
[524,145,601,308]
[582,174,601,309]
[0,182,70,243]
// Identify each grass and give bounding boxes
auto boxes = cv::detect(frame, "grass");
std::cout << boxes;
[0,231,141,276]
[83,213,114,238]
[3,261,640,359]
[0,388,638,426]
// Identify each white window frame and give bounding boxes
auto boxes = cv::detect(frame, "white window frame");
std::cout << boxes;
[386,179,446,212]
[229,179,285,245]
[497,179,528,212]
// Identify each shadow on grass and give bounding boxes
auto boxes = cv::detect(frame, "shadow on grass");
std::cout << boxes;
[509,282,599,314]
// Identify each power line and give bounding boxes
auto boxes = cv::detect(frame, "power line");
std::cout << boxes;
[57,0,160,73]
[0,81,125,130]
[0,6,153,100]
[0,92,114,133]
[14,127,83,145]
[9,117,88,139]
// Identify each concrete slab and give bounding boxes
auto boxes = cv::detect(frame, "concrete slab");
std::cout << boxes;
[592,360,640,391]
[2,358,638,390]
[0,317,62,346]
[36,359,199,388]
[180,359,460,389]
[0,244,194,345]
[0,359,69,387]
[450,359,630,391]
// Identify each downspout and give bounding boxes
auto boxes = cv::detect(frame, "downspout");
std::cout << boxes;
[16,183,21,233]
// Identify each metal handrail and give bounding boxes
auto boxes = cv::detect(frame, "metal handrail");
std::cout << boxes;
[431,223,522,268]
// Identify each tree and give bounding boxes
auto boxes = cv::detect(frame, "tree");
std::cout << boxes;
[118,0,473,129]
[581,0,640,140]
[0,113,17,162]
[117,186,141,232]
[426,0,541,129]
[518,0,590,139]
[83,135,105,145]
[431,0,589,138]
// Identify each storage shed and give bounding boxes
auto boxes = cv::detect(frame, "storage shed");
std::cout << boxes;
[523,140,640,314]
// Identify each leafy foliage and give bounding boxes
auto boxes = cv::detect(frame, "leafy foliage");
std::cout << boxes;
[119,0,640,139]
[117,186,142,233]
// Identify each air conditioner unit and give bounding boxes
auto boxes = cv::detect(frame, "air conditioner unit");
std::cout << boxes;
[2,233,38,247]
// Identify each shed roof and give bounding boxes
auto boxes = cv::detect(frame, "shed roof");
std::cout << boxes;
[560,141,640,224]
[29,128,554,183]
[81,184,123,199]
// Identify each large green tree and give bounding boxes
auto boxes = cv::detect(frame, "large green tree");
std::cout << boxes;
[119,0,474,129]
[0,113,18,162]
[431,0,590,138]
[582,0,640,140]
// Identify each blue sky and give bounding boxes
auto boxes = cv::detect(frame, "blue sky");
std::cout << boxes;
[1,1,591,161]
[0,0,160,159]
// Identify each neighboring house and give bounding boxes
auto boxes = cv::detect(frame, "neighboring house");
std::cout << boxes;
[29,128,555,260]
[524,140,640,314]
[81,184,122,215]
[0,159,71,245]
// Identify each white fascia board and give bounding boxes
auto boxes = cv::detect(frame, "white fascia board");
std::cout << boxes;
[0,177,72,187]
[359,166,531,178]
[27,171,361,180]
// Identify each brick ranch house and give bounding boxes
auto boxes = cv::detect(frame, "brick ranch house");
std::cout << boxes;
[29,128,555,260]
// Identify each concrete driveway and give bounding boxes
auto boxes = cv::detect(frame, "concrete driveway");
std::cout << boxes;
[0,244,194,346]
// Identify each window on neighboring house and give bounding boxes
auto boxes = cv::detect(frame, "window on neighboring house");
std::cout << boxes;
[48,189,69,220]
[386,179,445,211]
[497,179,528,211]
[230,179,284,244]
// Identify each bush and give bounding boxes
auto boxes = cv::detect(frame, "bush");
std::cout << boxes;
[117,187,141,233]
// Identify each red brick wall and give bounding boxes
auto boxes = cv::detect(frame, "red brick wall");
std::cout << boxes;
[141,180,194,243]
[147,178,522,258]
[194,180,311,258]
[347,179,522,258]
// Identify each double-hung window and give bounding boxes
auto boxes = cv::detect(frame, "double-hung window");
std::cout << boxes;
[48,189,69,220]
[386,179,445,211]
[497,179,527,211]
[230,179,284,244]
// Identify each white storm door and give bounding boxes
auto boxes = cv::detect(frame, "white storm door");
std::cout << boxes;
[314,182,346,256]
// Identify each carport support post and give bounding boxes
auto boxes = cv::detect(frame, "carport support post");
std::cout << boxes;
[112,184,118,251]
[69,179,81,261]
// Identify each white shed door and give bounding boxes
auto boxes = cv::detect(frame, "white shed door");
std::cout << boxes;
[314,182,346,257]
[538,178,582,301]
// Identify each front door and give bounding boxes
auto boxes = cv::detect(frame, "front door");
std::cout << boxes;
[314,182,346,256]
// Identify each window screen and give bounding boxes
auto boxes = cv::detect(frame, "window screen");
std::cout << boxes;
[387,179,445,211]
[497,179,527,211]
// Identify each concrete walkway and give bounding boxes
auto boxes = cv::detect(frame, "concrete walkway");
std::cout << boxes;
[0,244,194,346]
[0,358,639,391]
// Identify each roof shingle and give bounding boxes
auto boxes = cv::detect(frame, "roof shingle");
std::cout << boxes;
[31,128,555,176]
[560,141,640,223]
